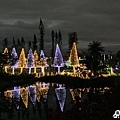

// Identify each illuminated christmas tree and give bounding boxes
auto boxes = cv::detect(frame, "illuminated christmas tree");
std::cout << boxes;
[2,47,10,73]
[53,44,64,74]
[18,48,26,73]
[34,50,38,67]
[69,42,79,73]
[27,49,34,74]
[38,50,48,76]
[3,47,8,54]
[33,50,39,73]
[69,42,79,65]
[11,48,18,65]
[10,47,18,74]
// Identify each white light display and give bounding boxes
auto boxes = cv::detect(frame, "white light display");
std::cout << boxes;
[52,44,64,74]
[28,85,36,106]
[55,86,66,112]
[12,86,20,109]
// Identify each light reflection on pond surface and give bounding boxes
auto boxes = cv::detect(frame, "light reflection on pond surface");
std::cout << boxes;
[1,82,111,120]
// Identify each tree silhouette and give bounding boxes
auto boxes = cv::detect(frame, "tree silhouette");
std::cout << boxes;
[13,37,16,47]
[58,30,62,51]
[87,41,104,76]
[51,30,55,58]
[28,41,32,50]
[32,34,37,52]
[17,39,21,46]
[3,38,8,49]
[21,37,25,48]
[39,18,44,51]
[68,32,78,51]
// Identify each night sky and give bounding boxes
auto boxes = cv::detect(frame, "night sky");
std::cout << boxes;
[0,0,120,55]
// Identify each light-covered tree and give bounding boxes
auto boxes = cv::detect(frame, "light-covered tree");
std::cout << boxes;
[53,44,64,74]
[10,48,18,74]
[18,48,26,69]
[69,42,79,66]
[69,42,79,73]
[27,49,34,74]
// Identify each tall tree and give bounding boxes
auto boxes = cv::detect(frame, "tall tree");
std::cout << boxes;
[21,37,25,48]
[17,38,21,46]
[87,41,104,76]
[39,18,44,51]
[51,30,55,58]
[28,41,32,50]
[13,37,16,47]
[58,30,62,50]
[32,34,37,52]
[55,32,58,45]
[3,38,8,49]
[68,32,78,51]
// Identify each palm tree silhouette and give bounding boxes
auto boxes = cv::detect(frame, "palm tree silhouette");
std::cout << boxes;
[87,41,104,76]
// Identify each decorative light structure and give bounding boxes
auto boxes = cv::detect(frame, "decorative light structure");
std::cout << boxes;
[38,50,48,76]
[69,42,79,73]
[55,85,66,112]
[20,87,28,108]
[10,47,18,74]
[18,48,26,73]
[28,85,36,106]
[33,50,39,73]
[53,44,64,74]
[3,47,8,54]
[3,47,9,73]
[27,49,34,74]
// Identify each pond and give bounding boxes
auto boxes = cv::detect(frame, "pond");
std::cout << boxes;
[0,81,114,120]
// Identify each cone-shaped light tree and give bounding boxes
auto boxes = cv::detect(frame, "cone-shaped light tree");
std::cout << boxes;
[27,49,34,74]
[53,44,64,74]
[18,48,26,73]
[10,47,18,74]
[39,50,48,76]
[2,47,10,73]
[33,50,39,73]
[69,42,79,73]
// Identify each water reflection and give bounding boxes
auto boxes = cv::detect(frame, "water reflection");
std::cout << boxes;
[2,82,111,120]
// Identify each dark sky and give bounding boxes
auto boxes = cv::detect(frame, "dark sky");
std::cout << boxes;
[0,0,120,55]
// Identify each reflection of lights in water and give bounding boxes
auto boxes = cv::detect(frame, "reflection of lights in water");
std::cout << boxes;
[12,87,20,109]
[28,85,36,106]
[20,87,28,108]
[55,86,66,112]
[35,82,41,102]
[4,90,12,100]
